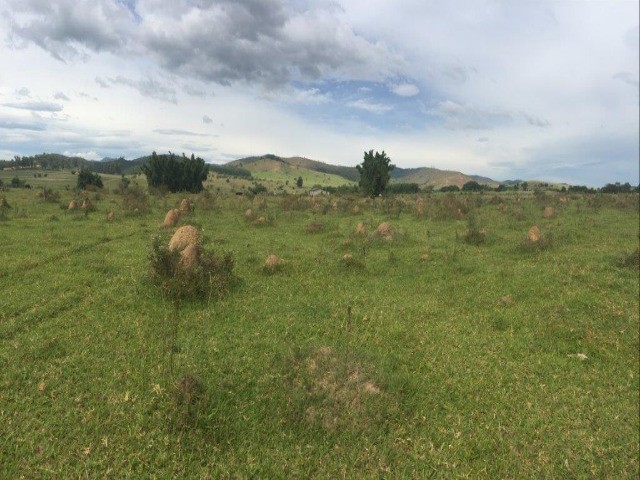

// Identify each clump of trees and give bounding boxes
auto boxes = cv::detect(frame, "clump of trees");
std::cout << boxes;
[209,164,252,178]
[141,152,208,193]
[77,168,103,189]
[601,182,637,194]
[357,150,394,197]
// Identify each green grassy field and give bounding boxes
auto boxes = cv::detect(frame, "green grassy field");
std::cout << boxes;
[1,179,638,478]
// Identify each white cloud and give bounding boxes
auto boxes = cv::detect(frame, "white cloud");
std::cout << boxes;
[63,150,101,160]
[389,83,419,97]
[347,98,393,113]
[0,0,636,185]
[2,101,63,112]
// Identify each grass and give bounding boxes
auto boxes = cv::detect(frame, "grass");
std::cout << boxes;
[0,183,638,478]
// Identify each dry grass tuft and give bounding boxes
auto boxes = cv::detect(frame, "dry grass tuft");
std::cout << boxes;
[262,254,284,274]
[169,225,200,253]
[527,225,541,242]
[375,222,393,240]
[163,209,180,228]
[179,198,191,212]
[543,206,555,218]
[172,374,207,429]
[81,198,93,210]
[107,211,115,221]
[521,225,552,251]
[68,200,79,210]
[499,294,515,306]
[355,222,367,235]
[265,254,281,267]
[415,197,426,217]
[244,208,254,220]
[289,346,386,432]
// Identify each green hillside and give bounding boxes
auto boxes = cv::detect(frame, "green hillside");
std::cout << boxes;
[391,167,499,189]
[227,155,356,188]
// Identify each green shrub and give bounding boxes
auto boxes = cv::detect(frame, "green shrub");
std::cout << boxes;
[37,187,60,203]
[463,213,487,245]
[76,168,104,190]
[149,235,235,301]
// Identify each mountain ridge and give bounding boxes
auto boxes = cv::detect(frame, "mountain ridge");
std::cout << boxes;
[3,151,550,189]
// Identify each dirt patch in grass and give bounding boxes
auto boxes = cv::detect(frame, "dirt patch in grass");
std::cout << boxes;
[287,346,391,433]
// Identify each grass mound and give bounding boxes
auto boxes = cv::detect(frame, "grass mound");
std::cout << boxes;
[163,208,180,228]
[169,225,200,253]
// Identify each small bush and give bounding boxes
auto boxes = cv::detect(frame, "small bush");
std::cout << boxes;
[149,235,235,301]
[122,184,150,215]
[37,187,60,203]
[77,169,103,190]
[463,213,487,246]
[10,177,25,188]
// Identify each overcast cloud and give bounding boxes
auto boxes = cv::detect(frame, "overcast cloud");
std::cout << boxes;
[0,0,637,185]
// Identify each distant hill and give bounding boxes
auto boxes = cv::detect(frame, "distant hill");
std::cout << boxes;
[228,154,360,182]
[2,153,145,175]
[225,154,356,187]
[226,154,501,189]
[390,166,499,189]
[3,152,502,190]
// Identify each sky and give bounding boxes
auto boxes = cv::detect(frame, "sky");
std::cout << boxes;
[0,0,638,186]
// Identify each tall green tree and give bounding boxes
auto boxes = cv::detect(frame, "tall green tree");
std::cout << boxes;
[356,150,394,197]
